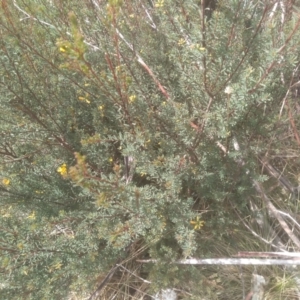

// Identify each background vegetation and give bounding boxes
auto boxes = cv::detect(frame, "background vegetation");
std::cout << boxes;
[1,0,300,299]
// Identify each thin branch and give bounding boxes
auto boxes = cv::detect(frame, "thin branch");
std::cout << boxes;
[116,29,170,100]
[269,2,279,20]
[259,156,297,195]
[254,181,300,249]
[137,258,300,265]
[13,0,56,28]
[116,264,151,283]
[141,4,157,30]
[278,210,300,230]
[218,4,270,95]
[219,137,300,249]
[88,265,119,300]
[233,205,287,251]
[13,0,100,51]
[13,0,169,100]
[236,251,300,258]
[249,15,300,93]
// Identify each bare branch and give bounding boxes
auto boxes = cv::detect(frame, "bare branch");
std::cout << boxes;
[253,179,300,249]
[278,210,300,230]
[137,258,300,265]
[218,137,300,249]
[233,205,287,251]
[116,29,170,100]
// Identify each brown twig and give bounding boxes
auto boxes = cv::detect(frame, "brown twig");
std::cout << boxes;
[245,290,253,300]
[116,29,170,100]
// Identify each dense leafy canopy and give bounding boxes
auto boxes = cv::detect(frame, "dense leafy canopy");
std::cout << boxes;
[1,0,300,299]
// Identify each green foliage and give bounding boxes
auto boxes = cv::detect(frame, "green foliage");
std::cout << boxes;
[1,0,300,298]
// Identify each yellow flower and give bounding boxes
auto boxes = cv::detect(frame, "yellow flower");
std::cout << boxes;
[78,96,90,104]
[197,46,206,51]
[155,0,164,8]
[53,261,63,270]
[2,206,12,218]
[129,95,136,103]
[190,216,205,230]
[191,44,206,51]
[57,163,67,176]
[59,45,68,53]
[17,243,24,250]
[178,38,186,46]
[115,65,122,73]
[2,178,10,185]
[35,190,44,194]
[48,261,63,273]
[27,211,36,220]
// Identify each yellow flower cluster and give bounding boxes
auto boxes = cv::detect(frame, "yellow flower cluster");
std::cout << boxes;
[57,163,67,176]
